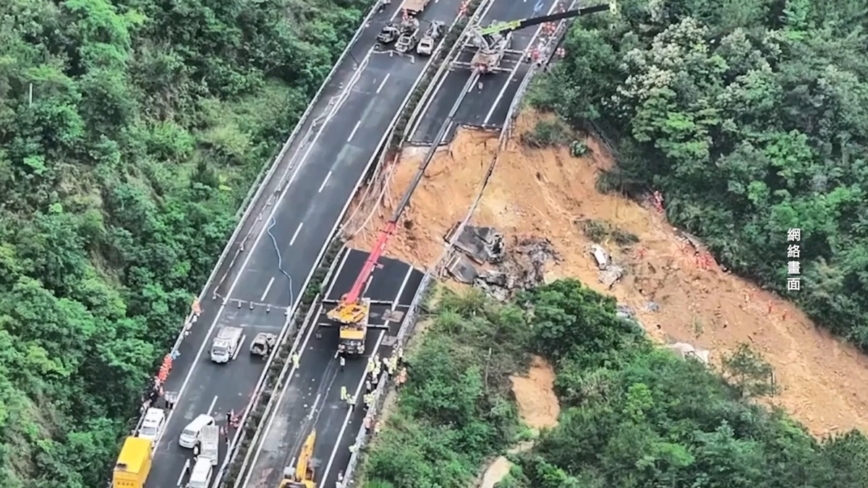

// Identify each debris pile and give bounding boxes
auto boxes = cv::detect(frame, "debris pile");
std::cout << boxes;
[664,342,711,365]
[587,243,624,289]
[444,224,559,300]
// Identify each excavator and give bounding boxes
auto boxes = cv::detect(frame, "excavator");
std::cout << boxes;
[467,1,618,73]
[278,431,317,488]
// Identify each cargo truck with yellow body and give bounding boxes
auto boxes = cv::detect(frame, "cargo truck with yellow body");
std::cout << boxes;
[113,436,153,488]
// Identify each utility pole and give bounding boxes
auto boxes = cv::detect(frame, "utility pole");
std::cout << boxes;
[29,83,33,107]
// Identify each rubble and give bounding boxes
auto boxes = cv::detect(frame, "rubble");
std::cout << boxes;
[443,223,559,300]
[586,243,624,289]
[444,223,505,264]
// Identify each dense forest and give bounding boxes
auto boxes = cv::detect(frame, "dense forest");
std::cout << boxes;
[362,281,868,488]
[528,0,868,345]
[0,0,367,486]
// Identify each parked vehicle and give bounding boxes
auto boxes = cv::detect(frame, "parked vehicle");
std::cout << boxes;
[210,326,243,363]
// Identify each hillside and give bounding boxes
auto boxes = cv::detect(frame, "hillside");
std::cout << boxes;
[350,111,868,436]
[529,0,868,346]
[360,282,868,488]
[0,0,369,485]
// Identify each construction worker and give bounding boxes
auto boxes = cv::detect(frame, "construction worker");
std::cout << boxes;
[347,395,356,412]
[291,352,300,369]
[366,357,375,374]
[364,393,374,410]
[340,385,348,402]
[363,415,372,434]
[339,354,345,372]
[365,379,372,393]
[396,347,404,367]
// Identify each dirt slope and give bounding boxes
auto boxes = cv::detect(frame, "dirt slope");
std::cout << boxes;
[347,110,868,437]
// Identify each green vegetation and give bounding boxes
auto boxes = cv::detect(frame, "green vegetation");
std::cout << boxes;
[528,0,868,345]
[0,0,369,485]
[362,280,868,488]
[362,290,529,486]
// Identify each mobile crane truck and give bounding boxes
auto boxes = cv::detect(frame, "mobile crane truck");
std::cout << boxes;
[469,1,618,73]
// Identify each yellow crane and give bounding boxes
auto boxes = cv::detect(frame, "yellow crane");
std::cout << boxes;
[278,430,317,488]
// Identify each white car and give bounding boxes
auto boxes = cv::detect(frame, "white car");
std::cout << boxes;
[137,407,166,443]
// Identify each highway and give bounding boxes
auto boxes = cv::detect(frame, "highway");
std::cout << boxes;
[142,0,461,486]
[409,0,560,145]
[237,248,422,488]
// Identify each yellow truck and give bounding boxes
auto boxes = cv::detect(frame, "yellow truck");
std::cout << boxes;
[113,436,153,488]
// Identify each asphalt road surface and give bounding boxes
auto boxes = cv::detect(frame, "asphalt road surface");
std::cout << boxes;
[409,0,560,145]
[142,0,461,486]
[238,248,423,488]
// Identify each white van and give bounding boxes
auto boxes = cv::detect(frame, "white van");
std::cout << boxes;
[137,407,166,443]
[179,414,215,448]
[187,458,213,488]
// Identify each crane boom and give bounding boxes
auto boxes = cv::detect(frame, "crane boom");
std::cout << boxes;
[344,221,397,307]
[480,2,616,36]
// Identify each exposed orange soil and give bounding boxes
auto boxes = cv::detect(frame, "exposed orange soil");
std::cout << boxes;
[510,355,560,430]
[347,110,868,437]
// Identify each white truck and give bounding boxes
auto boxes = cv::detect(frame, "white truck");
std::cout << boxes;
[198,425,220,466]
[210,326,243,363]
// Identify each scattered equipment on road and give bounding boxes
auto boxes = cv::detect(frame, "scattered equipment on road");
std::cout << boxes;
[279,431,318,488]
[417,21,445,56]
[210,325,243,363]
[198,425,220,466]
[250,332,277,357]
[113,437,153,488]
[466,1,618,73]
[136,407,166,443]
